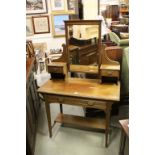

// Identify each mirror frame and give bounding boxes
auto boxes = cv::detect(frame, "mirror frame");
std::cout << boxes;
[64,20,102,74]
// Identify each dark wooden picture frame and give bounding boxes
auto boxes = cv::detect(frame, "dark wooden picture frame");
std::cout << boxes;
[32,15,50,34]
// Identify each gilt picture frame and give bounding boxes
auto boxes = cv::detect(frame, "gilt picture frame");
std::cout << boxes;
[51,14,69,37]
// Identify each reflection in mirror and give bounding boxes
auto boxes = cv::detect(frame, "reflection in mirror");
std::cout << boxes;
[64,20,102,76]
[68,25,99,65]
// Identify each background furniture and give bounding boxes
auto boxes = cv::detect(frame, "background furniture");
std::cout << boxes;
[119,119,129,155]
[111,24,129,33]
[121,47,129,96]
[106,5,120,21]
[26,40,38,73]
[26,58,41,155]
[109,32,129,48]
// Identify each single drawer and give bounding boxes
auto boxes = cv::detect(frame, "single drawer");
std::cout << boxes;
[48,66,63,73]
[63,97,88,106]
[63,97,107,110]
[101,70,119,77]
[45,95,107,110]
[86,100,107,110]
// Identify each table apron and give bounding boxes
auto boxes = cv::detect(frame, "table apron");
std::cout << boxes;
[44,94,113,110]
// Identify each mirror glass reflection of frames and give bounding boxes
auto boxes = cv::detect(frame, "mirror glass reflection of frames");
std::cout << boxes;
[64,20,102,75]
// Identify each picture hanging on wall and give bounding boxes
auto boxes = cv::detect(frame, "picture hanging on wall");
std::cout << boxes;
[67,0,76,11]
[26,17,34,36]
[32,15,50,34]
[51,0,65,11]
[51,14,69,37]
[26,0,47,14]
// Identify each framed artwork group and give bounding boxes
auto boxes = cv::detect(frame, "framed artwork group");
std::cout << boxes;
[26,0,78,37]
[50,0,77,37]
[51,0,76,12]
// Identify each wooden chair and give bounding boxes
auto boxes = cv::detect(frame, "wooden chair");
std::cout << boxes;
[26,40,38,73]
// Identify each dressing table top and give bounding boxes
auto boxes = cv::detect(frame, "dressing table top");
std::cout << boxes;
[38,78,120,101]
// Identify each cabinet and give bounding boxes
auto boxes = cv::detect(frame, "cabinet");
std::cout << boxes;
[26,58,40,155]
[106,5,120,21]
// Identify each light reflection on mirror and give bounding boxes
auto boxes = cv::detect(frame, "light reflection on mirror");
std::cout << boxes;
[67,25,99,66]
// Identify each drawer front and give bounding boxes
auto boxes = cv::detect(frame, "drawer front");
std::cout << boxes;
[101,70,119,77]
[63,97,107,110]
[57,96,107,110]
[48,66,63,73]
[45,95,107,110]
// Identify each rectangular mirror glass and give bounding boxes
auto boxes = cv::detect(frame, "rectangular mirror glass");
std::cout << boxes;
[65,20,102,75]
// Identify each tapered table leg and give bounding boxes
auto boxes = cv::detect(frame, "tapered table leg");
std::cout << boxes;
[45,101,52,137]
[60,104,63,113]
[105,103,112,147]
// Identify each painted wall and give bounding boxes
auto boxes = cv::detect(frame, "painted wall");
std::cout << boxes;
[82,0,98,19]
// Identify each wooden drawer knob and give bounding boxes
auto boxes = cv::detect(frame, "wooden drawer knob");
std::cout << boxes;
[87,102,94,106]
[107,71,113,75]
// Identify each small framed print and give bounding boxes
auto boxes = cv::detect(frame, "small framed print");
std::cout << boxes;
[32,16,50,34]
[51,0,65,11]
[67,0,75,11]
[51,14,69,37]
[26,17,34,36]
[26,0,47,15]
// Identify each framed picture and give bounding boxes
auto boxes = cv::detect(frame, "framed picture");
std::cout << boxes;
[26,0,47,14]
[26,17,34,36]
[32,16,50,34]
[52,14,69,37]
[67,0,76,11]
[51,0,65,11]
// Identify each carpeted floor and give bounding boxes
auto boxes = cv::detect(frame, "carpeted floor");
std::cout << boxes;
[34,103,123,155]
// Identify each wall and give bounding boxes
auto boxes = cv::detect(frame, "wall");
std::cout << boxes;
[26,0,66,52]
[82,0,98,19]
[26,0,100,52]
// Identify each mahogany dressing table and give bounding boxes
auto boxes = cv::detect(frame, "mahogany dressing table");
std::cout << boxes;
[38,20,121,147]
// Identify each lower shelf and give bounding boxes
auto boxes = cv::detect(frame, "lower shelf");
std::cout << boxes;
[55,113,106,130]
